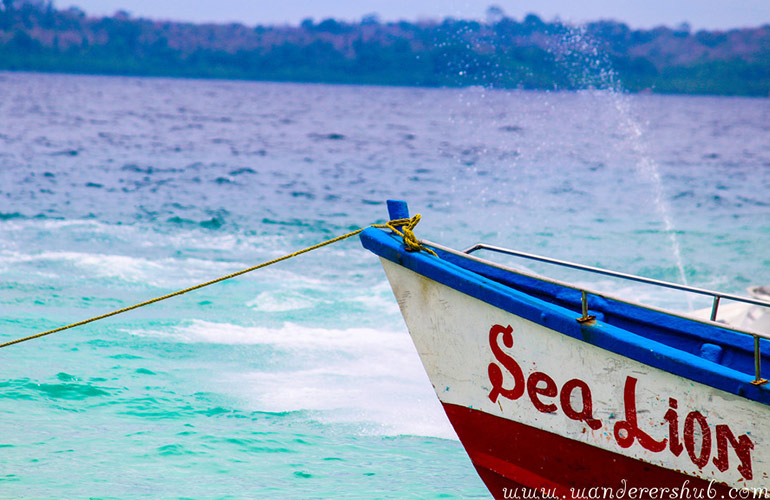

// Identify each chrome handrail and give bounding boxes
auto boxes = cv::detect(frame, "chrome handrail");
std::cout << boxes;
[421,239,770,385]
[463,243,770,309]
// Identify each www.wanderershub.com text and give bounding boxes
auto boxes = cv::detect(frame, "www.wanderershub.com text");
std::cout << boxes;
[501,480,770,499]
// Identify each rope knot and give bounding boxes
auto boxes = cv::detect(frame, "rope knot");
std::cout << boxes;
[385,214,438,257]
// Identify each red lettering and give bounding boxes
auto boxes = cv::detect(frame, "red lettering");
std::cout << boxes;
[485,324,753,480]
[526,372,558,413]
[560,379,602,430]
[713,424,754,480]
[613,377,667,452]
[663,398,684,457]
[683,411,711,468]
[488,324,525,403]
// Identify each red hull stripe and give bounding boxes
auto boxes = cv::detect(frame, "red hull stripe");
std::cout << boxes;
[469,449,574,498]
[442,403,732,499]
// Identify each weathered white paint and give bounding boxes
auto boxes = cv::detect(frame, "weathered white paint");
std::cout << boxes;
[382,258,770,488]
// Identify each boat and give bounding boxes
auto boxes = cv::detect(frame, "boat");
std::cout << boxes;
[692,286,770,336]
[359,200,770,499]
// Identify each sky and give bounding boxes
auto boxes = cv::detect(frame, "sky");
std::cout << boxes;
[58,0,770,30]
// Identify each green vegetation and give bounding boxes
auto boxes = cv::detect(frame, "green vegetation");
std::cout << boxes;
[1,1,769,96]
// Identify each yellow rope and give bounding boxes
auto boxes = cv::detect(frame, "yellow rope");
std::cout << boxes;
[0,215,435,350]
[385,214,438,257]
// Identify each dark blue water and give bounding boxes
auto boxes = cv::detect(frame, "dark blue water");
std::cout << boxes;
[0,71,768,498]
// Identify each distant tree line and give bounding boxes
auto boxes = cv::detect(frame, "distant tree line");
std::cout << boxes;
[0,1,769,96]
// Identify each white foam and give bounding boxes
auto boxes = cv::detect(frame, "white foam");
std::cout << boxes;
[0,250,161,282]
[169,319,401,349]
[246,291,316,312]
[0,217,105,231]
[0,217,302,263]
[0,249,252,287]
[148,319,457,439]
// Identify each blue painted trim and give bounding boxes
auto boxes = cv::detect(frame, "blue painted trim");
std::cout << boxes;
[387,200,410,221]
[359,227,770,406]
[436,248,769,378]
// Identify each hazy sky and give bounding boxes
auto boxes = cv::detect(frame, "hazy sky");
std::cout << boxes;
[59,0,770,30]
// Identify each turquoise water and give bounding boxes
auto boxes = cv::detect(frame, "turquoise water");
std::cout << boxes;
[1,71,769,498]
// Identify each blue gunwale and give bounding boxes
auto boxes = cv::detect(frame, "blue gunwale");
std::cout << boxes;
[359,225,770,406]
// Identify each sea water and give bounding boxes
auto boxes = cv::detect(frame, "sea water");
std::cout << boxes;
[0,71,768,499]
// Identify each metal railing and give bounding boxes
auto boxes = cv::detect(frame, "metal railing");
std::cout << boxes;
[422,240,770,386]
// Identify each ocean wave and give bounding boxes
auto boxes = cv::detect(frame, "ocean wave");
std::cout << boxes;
[0,249,251,288]
[0,374,116,402]
[150,320,400,348]
[127,319,457,438]
[246,291,316,312]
